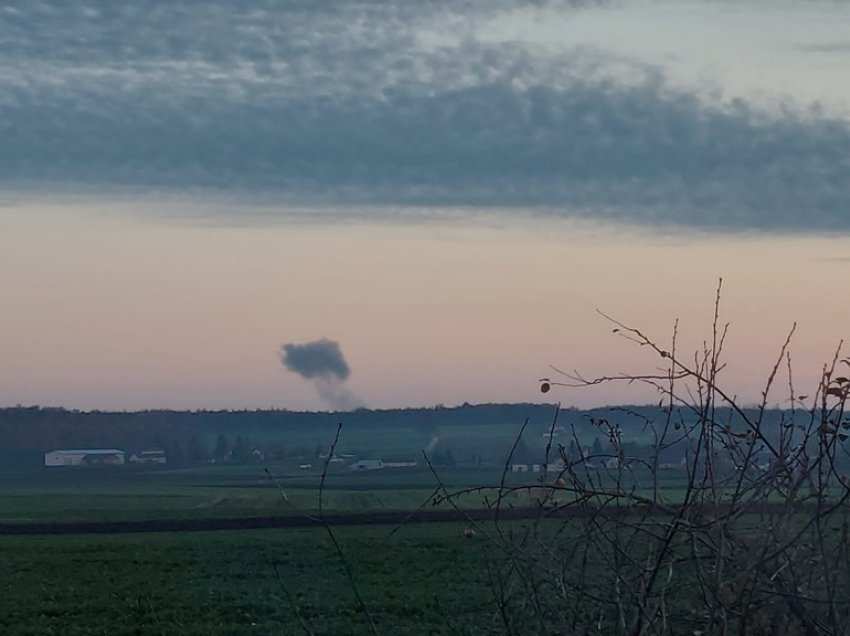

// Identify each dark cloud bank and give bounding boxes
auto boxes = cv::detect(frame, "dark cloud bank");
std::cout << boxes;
[2,1,850,232]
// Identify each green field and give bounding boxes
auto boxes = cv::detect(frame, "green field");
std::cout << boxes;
[0,461,694,525]
[0,462,696,635]
[0,462,833,635]
[0,464,527,524]
[0,524,501,636]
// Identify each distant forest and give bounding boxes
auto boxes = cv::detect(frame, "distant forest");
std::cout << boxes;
[0,403,800,473]
[0,402,554,457]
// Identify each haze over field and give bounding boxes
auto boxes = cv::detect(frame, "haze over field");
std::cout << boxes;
[2,0,850,410]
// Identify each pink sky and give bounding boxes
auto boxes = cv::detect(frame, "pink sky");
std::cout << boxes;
[3,2,850,411]
[2,202,848,411]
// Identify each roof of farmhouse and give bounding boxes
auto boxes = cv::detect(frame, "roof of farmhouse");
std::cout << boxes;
[47,449,124,455]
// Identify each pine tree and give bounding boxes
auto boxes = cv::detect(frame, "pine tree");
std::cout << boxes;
[591,437,604,458]
[213,434,231,461]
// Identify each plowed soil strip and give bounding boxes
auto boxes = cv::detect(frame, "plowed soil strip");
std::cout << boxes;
[0,502,815,535]
[0,507,585,535]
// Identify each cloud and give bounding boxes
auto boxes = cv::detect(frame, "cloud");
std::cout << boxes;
[794,42,850,54]
[2,1,850,232]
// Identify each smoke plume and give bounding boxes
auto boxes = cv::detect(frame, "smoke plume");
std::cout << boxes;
[280,339,363,410]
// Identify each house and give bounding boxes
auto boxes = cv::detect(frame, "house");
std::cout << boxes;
[531,460,566,473]
[319,453,347,462]
[44,449,125,467]
[511,464,529,472]
[128,450,167,465]
[540,426,566,438]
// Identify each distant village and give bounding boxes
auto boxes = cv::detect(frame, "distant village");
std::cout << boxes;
[32,408,789,476]
[42,447,420,472]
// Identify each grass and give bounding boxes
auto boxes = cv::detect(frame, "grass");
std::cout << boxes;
[0,464,500,524]
[0,464,813,635]
[0,514,775,636]
[0,524,500,636]
[0,486,444,524]
[0,463,697,524]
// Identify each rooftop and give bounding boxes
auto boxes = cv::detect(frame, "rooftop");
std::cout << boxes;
[46,449,124,455]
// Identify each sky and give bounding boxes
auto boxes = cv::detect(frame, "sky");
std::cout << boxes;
[2,0,850,411]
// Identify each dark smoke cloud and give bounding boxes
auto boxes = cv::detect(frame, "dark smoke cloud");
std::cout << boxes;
[280,339,362,410]
[281,339,350,380]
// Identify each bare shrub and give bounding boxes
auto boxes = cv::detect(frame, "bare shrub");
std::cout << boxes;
[432,281,850,635]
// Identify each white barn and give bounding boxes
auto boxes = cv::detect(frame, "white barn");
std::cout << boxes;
[44,449,125,467]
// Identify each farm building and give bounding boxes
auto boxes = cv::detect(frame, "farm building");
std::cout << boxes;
[349,459,385,471]
[347,459,417,471]
[128,450,167,465]
[532,460,566,473]
[44,449,125,467]
[512,461,566,473]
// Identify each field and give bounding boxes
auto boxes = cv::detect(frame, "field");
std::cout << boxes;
[0,524,501,636]
[0,464,532,526]
[0,463,568,634]
[0,464,512,633]
[0,460,695,527]
[0,461,701,634]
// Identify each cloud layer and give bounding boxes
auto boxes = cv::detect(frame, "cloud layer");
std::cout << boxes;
[2,1,850,231]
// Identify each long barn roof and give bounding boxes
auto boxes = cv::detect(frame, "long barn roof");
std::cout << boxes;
[46,449,124,454]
